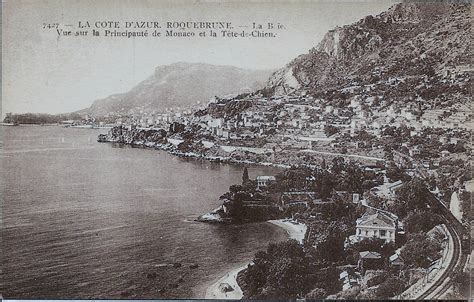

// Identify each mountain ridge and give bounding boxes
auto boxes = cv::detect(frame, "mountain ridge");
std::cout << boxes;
[82,62,275,116]
[266,2,470,111]
[83,2,470,118]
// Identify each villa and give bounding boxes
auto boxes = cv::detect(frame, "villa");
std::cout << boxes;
[353,211,397,243]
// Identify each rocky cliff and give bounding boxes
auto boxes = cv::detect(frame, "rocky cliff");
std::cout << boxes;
[267,2,470,109]
[98,126,168,145]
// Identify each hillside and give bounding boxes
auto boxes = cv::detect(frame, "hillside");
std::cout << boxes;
[83,62,273,116]
[267,2,471,111]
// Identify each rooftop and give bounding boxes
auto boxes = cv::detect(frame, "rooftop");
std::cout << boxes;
[359,251,382,259]
[256,176,276,181]
[357,211,396,228]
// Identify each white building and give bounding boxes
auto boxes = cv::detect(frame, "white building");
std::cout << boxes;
[256,176,276,189]
[207,118,223,128]
[353,211,396,243]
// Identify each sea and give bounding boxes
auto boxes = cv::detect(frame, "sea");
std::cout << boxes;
[0,125,287,299]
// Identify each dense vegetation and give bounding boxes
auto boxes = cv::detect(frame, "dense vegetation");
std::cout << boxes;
[230,156,455,299]
[240,239,340,299]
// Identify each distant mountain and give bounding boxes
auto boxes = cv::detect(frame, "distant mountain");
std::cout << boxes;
[83,62,274,116]
[267,2,471,109]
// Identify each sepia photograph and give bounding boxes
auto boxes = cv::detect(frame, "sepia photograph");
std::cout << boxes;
[1,0,472,300]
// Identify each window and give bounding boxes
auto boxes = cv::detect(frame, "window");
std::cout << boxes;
[380,230,386,237]
[365,230,368,236]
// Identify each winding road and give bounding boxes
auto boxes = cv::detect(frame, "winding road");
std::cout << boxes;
[299,149,385,162]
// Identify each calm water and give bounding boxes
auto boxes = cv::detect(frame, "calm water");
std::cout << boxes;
[0,125,286,299]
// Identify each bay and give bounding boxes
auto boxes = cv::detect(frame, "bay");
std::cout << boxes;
[0,125,286,299]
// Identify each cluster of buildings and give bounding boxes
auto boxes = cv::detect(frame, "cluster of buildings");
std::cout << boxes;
[187,91,469,158]
[81,84,469,171]
[113,109,194,129]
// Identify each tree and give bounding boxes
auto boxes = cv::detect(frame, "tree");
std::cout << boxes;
[403,211,443,233]
[319,195,357,222]
[242,179,258,192]
[242,167,249,184]
[365,193,386,209]
[384,148,394,161]
[452,272,470,298]
[344,162,365,193]
[244,251,270,297]
[331,157,345,174]
[229,184,244,193]
[393,178,431,218]
[324,125,339,137]
[375,276,406,298]
[400,233,442,269]
[458,191,471,221]
[386,161,407,182]
[312,222,348,262]
[244,240,312,299]
[453,141,466,153]
[267,254,309,298]
[317,171,336,200]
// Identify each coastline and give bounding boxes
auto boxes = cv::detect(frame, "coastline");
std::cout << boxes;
[170,150,293,170]
[267,219,308,244]
[167,147,292,169]
[100,135,308,300]
[98,137,293,169]
[204,262,248,299]
[204,219,307,299]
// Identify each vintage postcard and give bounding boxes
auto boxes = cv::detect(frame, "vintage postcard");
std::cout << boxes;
[1,0,472,300]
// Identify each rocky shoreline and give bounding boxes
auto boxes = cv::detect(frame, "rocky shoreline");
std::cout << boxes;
[195,206,231,223]
[97,127,292,169]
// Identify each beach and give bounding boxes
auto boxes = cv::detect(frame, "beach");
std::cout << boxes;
[204,219,307,299]
[204,263,247,299]
[268,219,308,244]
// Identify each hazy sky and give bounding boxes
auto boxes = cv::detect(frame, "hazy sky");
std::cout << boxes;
[2,0,397,116]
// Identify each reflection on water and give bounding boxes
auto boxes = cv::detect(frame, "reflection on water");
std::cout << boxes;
[0,126,286,299]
